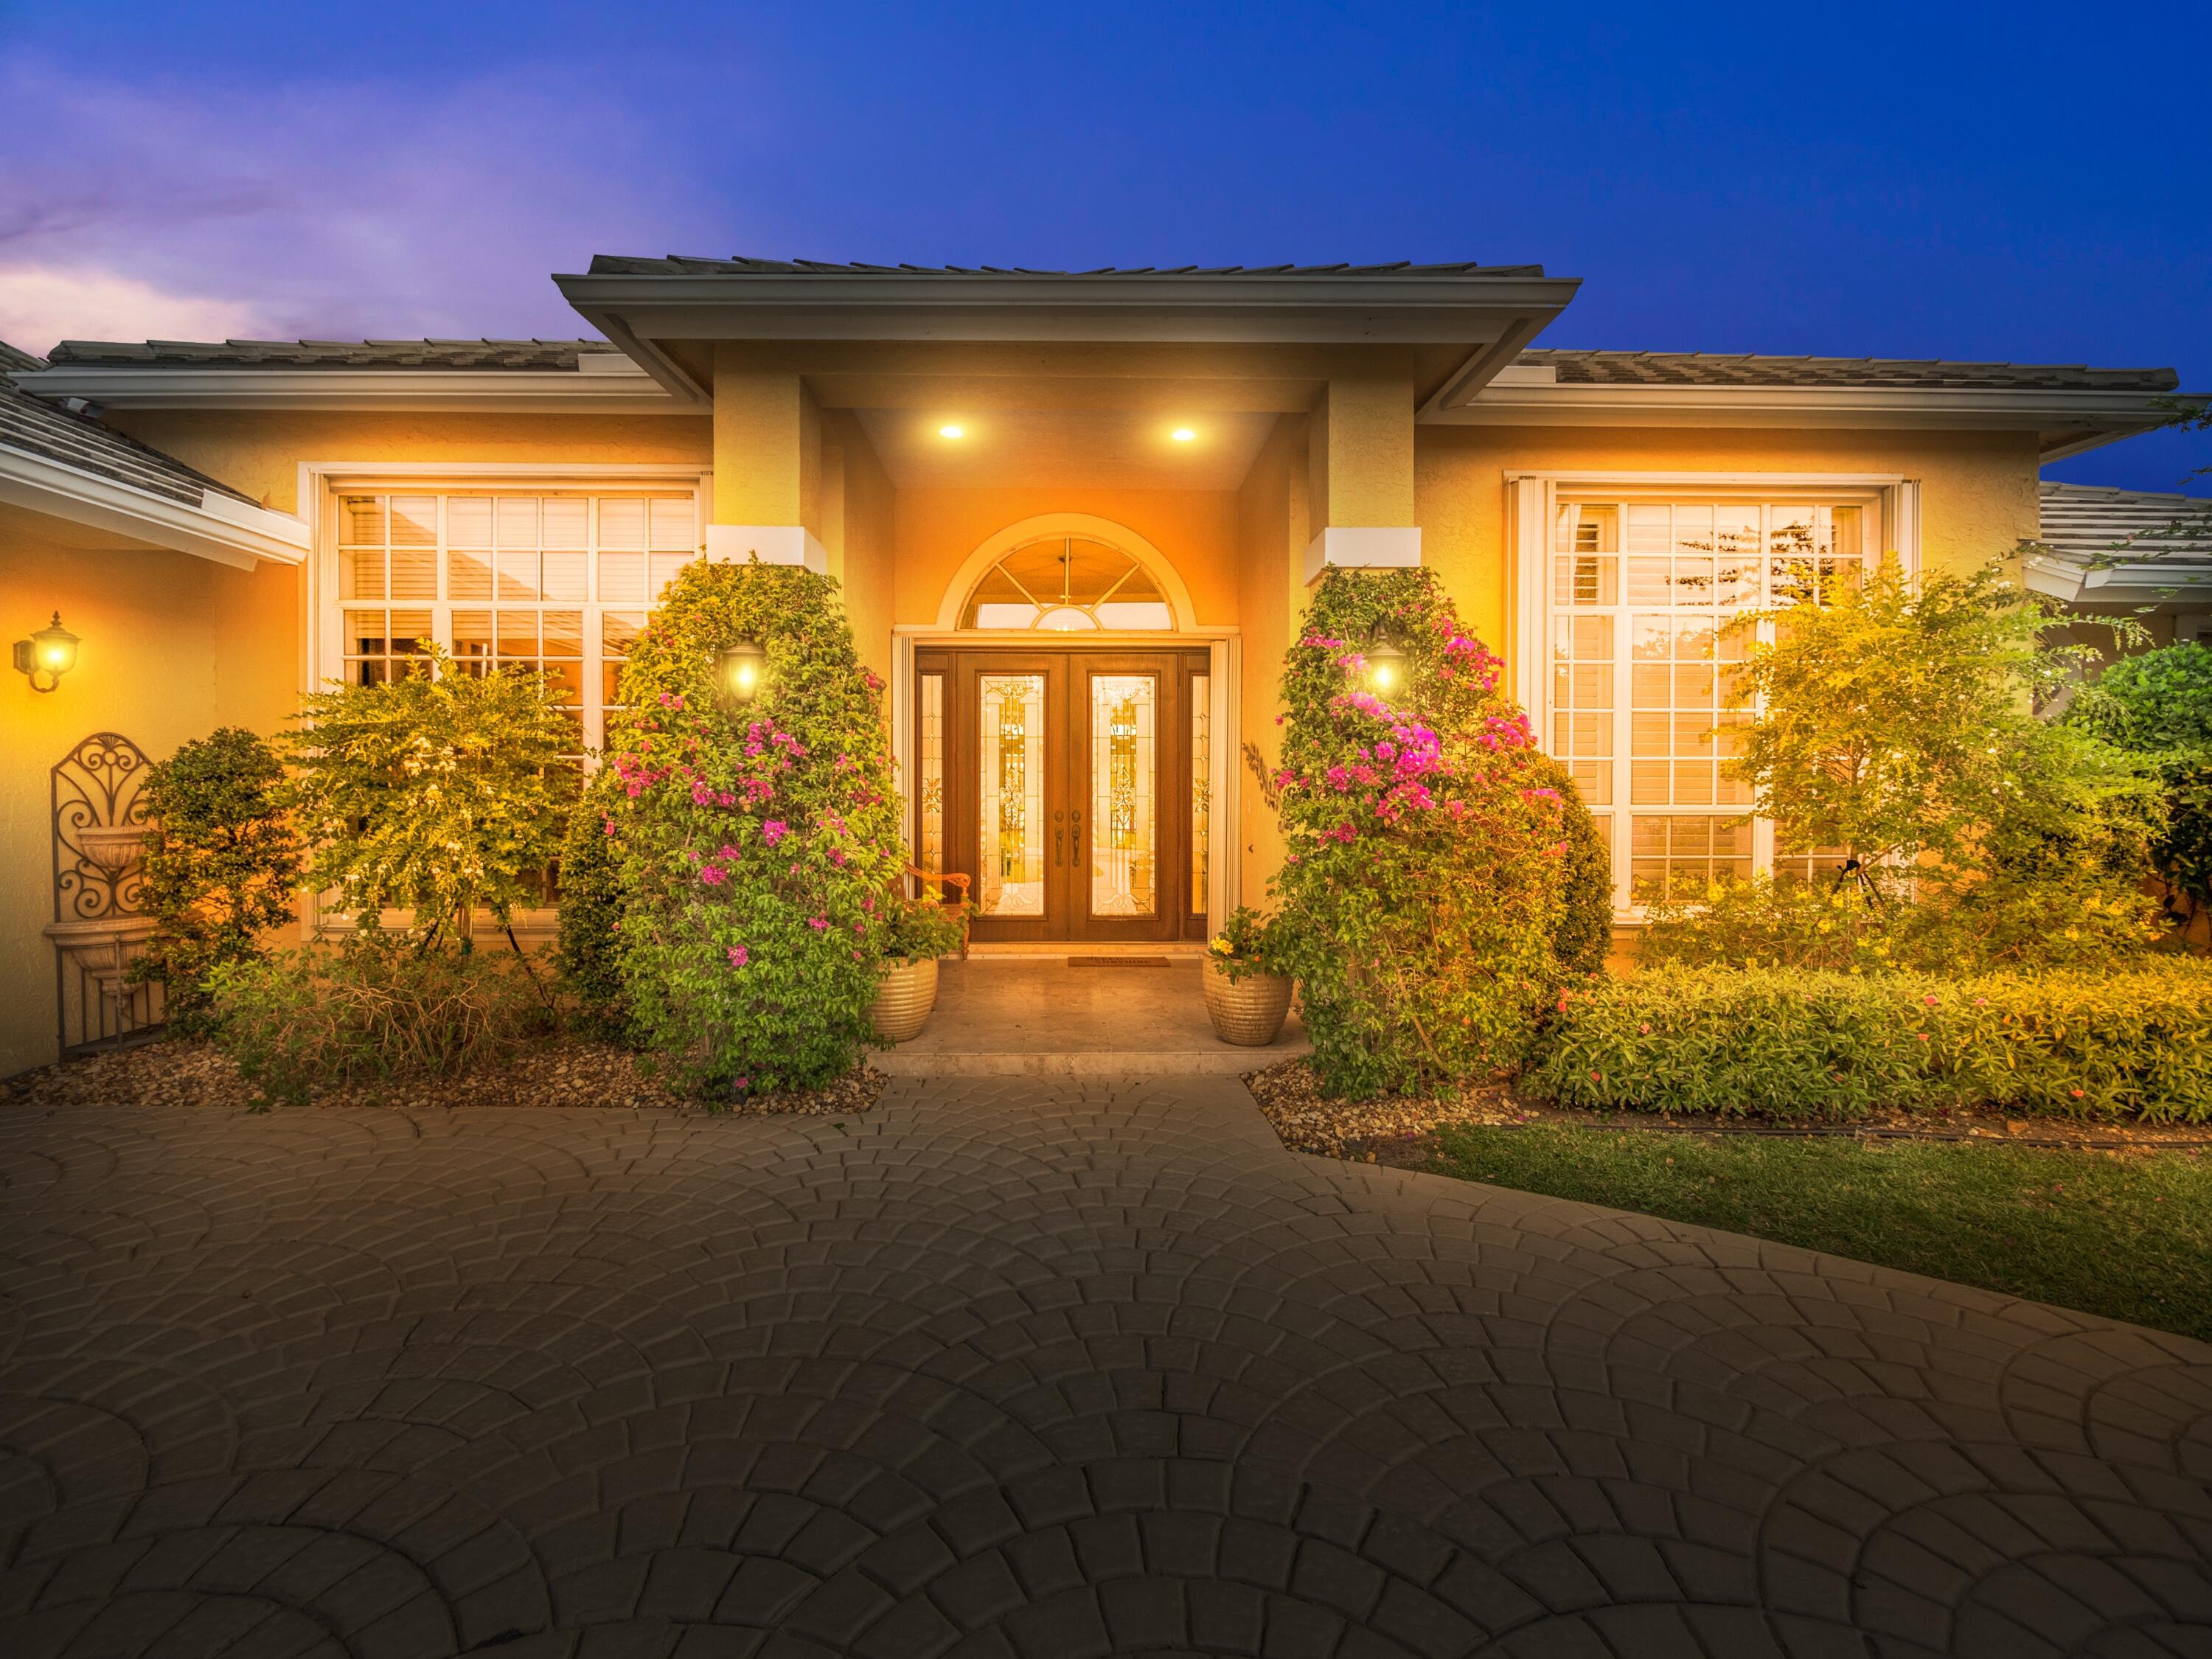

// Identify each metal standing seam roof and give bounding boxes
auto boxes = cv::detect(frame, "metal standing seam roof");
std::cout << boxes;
[1,343,258,507]
[2039,480,2212,564]
[575,255,1554,278]
[1521,349,2180,392]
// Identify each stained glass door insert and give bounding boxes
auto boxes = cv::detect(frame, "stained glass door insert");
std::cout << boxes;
[977,673,1046,917]
[1088,673,1157,918]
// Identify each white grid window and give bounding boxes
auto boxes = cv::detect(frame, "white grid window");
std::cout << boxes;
[332,490,700,758]
[1548,495,1874,909]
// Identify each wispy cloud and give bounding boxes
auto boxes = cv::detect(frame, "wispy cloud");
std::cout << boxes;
[0,53,725,353]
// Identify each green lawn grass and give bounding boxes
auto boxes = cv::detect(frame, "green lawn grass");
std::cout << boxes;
[1424,1125,2212,1343]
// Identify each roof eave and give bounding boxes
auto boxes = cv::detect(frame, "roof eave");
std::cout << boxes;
[4,364,689,414]
[0,446,310,568]
[554,268,1585,403]
[1430,382,2185,455]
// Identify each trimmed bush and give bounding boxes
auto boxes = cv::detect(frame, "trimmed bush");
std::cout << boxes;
[1269,566,1577,1099]
[1529,961,2212,1122]
[555,765,631,1038]
[208,933,545,1106]
[1528,753,1613,977]
[129,726,302,1034]
[602,558,905,1096]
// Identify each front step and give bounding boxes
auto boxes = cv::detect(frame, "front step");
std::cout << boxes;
[874,1043,1301,1078]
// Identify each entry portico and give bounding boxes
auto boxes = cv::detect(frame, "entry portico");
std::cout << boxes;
[553,257,1584,936]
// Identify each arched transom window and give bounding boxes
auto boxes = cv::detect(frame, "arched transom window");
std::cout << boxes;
[959,535,1175,631]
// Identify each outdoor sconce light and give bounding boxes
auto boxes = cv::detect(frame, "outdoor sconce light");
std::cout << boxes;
[1366,638,1407,695]
[717,636,768,707]
[14,611,80,692]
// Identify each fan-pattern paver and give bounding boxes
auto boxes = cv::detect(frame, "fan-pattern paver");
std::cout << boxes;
[1,1074,2208,1658]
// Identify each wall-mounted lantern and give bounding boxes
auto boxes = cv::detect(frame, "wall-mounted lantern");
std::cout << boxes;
[1365,637,1407,695]
[717,636,768,709]
[14,612,80,692]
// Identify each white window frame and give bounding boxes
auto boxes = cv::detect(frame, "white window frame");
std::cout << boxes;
[298,462,713,935]
[1507,470,1921,919]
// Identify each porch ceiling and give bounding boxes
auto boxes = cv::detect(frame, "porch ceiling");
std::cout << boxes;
[853,406,1276,490]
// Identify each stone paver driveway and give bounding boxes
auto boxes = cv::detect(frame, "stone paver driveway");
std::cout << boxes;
[2,1075,2210,1658]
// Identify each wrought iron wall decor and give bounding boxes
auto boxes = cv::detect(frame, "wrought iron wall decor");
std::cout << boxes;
[48,731,164,1056]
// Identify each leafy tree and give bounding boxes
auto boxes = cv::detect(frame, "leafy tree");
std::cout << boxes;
[599,558,905,1096]
[1269,566,1578,1099]
[1649,553,2167,971]
[281,643,574,948]
[2068,642,2212,930]
[1724,554,2140,877]
[128,726,302,1034]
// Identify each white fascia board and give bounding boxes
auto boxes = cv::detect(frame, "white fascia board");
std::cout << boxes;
[7,366,686,413]
[1428,383,2174,442]
[0,448,310,568]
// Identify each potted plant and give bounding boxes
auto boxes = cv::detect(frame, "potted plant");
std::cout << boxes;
[869,893,968,1041]
[1203,905,1293,1046]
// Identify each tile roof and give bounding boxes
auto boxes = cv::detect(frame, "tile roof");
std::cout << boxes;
[1,341,257,507]
[2039,480,2212,564]
[1524,349,2180,392]
[580,254,1551,278]
[44,338,625,371]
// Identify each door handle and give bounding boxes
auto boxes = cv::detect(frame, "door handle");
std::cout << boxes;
[1053,809,1065,868]
[1071,809,1082,866]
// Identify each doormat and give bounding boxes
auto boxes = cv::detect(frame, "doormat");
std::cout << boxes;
[1067,956,1170,967]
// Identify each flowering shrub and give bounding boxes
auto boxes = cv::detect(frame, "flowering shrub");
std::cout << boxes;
[1269,567,1581,1098]
[598,558,904,1096]
[1530,961,2212,1122]
[128,726,302,1035]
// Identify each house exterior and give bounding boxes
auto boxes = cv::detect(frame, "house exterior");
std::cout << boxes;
[1,257,2199,1076]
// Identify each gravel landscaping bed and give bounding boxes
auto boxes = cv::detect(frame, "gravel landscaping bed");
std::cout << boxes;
[1244,1056,2212,1164]
[2,1037,886,1117]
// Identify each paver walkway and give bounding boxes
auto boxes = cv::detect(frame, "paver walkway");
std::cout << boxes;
[1,1074,2208,1658]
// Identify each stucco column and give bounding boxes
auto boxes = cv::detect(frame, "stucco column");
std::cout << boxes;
[707,349,827,571]
[1303,374,1419,582]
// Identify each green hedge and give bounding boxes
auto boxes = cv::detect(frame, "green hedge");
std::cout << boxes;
[1528,962,2212,1122]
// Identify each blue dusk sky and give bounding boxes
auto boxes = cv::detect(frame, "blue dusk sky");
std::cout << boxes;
[1,0,2204,491]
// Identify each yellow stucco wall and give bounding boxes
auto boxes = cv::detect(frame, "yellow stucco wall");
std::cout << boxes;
[889,486,1242,630]
[1,529,299,1077]
[107,411,714,513]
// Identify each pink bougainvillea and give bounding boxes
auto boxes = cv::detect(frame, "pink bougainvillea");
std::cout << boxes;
[1267,567,1589,1099]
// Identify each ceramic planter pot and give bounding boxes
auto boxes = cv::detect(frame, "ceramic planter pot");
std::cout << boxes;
[1203,964,1293,1046]
[869,956,940,1043]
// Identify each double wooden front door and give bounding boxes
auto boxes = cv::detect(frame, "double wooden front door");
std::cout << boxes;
[917,647,1211,945]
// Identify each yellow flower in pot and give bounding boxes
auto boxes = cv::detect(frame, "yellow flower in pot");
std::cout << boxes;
[1203,905,1294,1046]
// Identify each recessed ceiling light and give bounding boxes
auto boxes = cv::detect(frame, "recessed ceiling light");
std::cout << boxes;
[939,424,964,439]
[1171,428,1196,442]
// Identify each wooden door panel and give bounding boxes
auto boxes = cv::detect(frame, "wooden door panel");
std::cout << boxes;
[926,647,1207,946]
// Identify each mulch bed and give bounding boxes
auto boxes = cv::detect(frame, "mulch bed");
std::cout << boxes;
[1243,1057,2212,1166]
[2,1037,886,1118]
